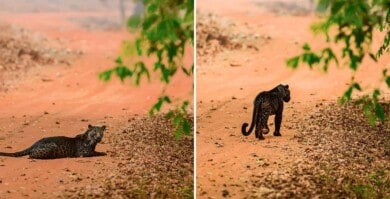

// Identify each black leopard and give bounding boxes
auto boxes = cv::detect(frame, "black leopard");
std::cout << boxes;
[0,124,106,159]
[242,84,290,140]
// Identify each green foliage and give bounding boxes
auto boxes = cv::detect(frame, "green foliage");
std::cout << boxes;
[287,0,390,124]
[120,0,194,84]
[180,186,194,199]
[286,44,337,71]
[165,101,191,139]
[99,0,194,136]
[353,90,384,125]
[149,95,172,115]
[350,184,377,199]
[369,170,390,195]
[348,170,390,199]
[339,82,362,103]
[377,31,390,58]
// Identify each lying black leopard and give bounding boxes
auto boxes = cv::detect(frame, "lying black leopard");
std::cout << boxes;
[242,84,290,140]
[0,124,106,159]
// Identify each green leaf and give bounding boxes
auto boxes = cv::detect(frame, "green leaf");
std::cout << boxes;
[115,66,133,82]
[349,53,361,71]
[134,61,150,85]
[286,56,300,68]
[302,53,321,68]
[146,29,158,42]
[173,115,181,127]
[135,39,143,56]
[302,43,311,51]
[115,56,123,64]
[186,0,194,13]
[99,70,112,82]
[156,49,163,62]
[163,96,171,103]
[377,31,390,58]
[353,28,365,46]
[324,48,338,65]
[181,101,189,113]
[386,76,390,87]
[373,89,380,100]
[182,66,192,76]
[149,95,171,116]
[167,42,178,62]
[154,62,161,71]
[341,83,361,103]
[353,83,362,91]
[155,100,163,111]
[143,14,158,30]
[344,86,353,101]
[147,46,157,56]
[369,53,378,62]
[148,4,158,13]
[182,119,191,134]
[375,103,385,121]
[127,15,142,29]
[174,128,182,140]
[330,1,345,14]
[160,66,176,83]
[317,0,330,12]
[157,20,169,39]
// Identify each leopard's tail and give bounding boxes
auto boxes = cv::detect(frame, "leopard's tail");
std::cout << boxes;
[0,147,31,157]
[242,103,259,136]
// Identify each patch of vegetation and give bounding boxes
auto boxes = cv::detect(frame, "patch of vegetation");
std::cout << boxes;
[99,0,194,137]
[287,0,390,123]
[249,102,390,198]
[62,115,194,198]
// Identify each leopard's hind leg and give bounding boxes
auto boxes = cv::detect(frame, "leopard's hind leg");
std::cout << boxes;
[261,114,270,135]
[260,108,270,135]
[255,115,265,140]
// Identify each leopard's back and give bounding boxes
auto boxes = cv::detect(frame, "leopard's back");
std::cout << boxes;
[254,89,284,117]
[28,136,79,159]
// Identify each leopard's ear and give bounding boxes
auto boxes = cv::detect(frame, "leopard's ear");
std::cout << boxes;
[88,124,92,129]
[102,125,106,130]
[285,84,289,89]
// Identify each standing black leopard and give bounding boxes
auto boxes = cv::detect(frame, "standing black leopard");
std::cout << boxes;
[0,124,106,159]
[242,84,290,140]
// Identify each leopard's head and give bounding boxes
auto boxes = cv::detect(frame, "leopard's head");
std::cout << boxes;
[277,84,290,102]
[86,124,106,143]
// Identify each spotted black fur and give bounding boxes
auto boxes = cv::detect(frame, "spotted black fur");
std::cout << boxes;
[0,125,106,159]
[242,84,290,140]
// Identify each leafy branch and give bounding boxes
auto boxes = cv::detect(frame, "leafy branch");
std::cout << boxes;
[99,0,194,136]
[287,0,390,124]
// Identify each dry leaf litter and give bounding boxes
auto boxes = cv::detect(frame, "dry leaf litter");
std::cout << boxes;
[62,115,194,198]
[250,102,390,198]
[0,22,76,90]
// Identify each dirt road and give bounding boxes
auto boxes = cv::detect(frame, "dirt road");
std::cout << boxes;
[0,1,192,198]
[196,0,390,198]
